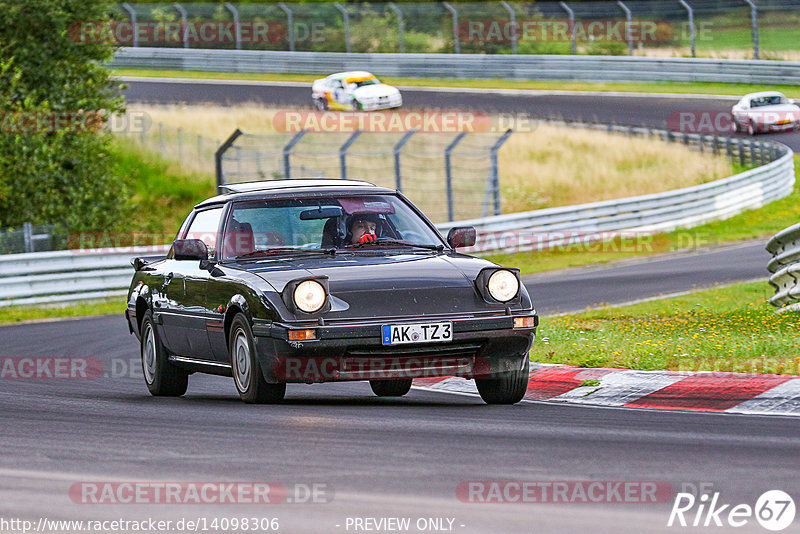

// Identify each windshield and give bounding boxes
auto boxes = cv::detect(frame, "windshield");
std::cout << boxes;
[221,194,443,260]
[750,95,785,107]
[348,77,380,88]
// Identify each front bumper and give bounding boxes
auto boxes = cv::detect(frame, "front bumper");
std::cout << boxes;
[359,95,403,111]
[252,313,537,383]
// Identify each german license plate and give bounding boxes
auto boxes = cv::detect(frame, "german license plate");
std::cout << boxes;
[381,322,452,345]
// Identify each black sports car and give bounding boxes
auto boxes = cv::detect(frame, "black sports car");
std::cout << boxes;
[126,180,538,404]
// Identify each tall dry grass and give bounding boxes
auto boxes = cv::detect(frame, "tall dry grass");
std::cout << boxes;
[129,104,734,214]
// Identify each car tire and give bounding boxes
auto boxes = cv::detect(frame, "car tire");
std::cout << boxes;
[140,310,189,397]
[475,357,529,405]
[230,314,286,404]
[352,99,361,111]
[370,379,413,397]
[314,98,327,111]
[747,121,757,136]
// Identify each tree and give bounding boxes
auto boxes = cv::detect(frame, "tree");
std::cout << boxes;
[0,0,130,234]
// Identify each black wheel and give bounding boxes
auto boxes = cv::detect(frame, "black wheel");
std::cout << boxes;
[351,99,361,111]
[747,120,757,136]
[475,357,529,405]
[230,314,286,404]
[140,310,188,397]
[370,379,412,397]
[314,98,327,111]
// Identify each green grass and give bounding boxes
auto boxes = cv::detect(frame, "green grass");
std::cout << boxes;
[0,298,126,327]
[532,281,800,375]
[113,68,800,98]
[485,157,800,275]
[112,137,216,236]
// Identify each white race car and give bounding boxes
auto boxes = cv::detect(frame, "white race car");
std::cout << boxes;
[732,91,800,135]
[311,71,402,111]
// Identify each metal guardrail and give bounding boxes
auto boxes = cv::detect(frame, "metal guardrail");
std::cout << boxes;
[0,246,169,307]
[2,127,794,308]
[111,48,800,85]
[766,223,800,308]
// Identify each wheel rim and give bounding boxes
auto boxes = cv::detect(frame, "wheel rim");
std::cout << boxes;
[233,329,251,391]
[142,323,156,385]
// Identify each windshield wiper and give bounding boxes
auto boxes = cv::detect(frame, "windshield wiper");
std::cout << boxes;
[235,247,336,260]
[347,239,444,251]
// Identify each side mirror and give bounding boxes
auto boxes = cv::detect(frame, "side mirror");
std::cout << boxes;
[447,226,477,248]
[173,239,208,261]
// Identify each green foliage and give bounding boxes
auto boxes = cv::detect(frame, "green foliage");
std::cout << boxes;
[0,0,128,232]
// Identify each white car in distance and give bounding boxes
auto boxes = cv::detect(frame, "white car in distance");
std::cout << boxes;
[311,71,402,111]
[732,91,800,135]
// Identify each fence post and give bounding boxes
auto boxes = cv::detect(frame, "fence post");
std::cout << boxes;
[339,130,362,180]
[158,123,165,152]
[739,139,746,166]
[278,3,294,52]
[173,3,189,48]
[616,1,633,56]
[387,2,405,53]
[678,0,695,58]
[334,2,351,53]
[500,1,517,54]
[282,129,307,180]
[121,3,138,47]
[393,129,417,191]
[215,129,243,191]
[559,2,576,55]
[224,2,241,50]
[490,129,513,216]
[445,132,468,222]
[443,2,460,54]
[23,222,33,253]
[743,0,759,60]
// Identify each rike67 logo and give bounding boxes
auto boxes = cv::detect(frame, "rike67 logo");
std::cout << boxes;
[668,490,795,531]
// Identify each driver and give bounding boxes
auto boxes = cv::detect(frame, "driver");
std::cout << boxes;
[349,214,379,244]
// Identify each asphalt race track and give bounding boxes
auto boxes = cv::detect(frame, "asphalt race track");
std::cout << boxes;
[1,246,796,533]
[122,77,800,151]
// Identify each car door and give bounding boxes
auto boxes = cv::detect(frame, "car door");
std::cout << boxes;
[169,205,225,358]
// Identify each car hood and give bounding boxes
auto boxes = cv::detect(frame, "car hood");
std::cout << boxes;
[353,84,399,99]
[232,252,528,319]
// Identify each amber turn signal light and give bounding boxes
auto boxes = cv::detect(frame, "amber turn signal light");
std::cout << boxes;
[288,329,316,341]
[513,316,535,329]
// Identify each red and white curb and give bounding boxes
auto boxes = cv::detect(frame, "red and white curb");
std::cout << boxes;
[412,364,800,416]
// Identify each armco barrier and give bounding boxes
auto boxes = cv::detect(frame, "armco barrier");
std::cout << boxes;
[1,131,794,307]
[0,246,169,307]
[111,48,800,85]
[766,223,800,309]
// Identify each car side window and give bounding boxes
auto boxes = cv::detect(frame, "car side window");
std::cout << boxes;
[184,207,224,259]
